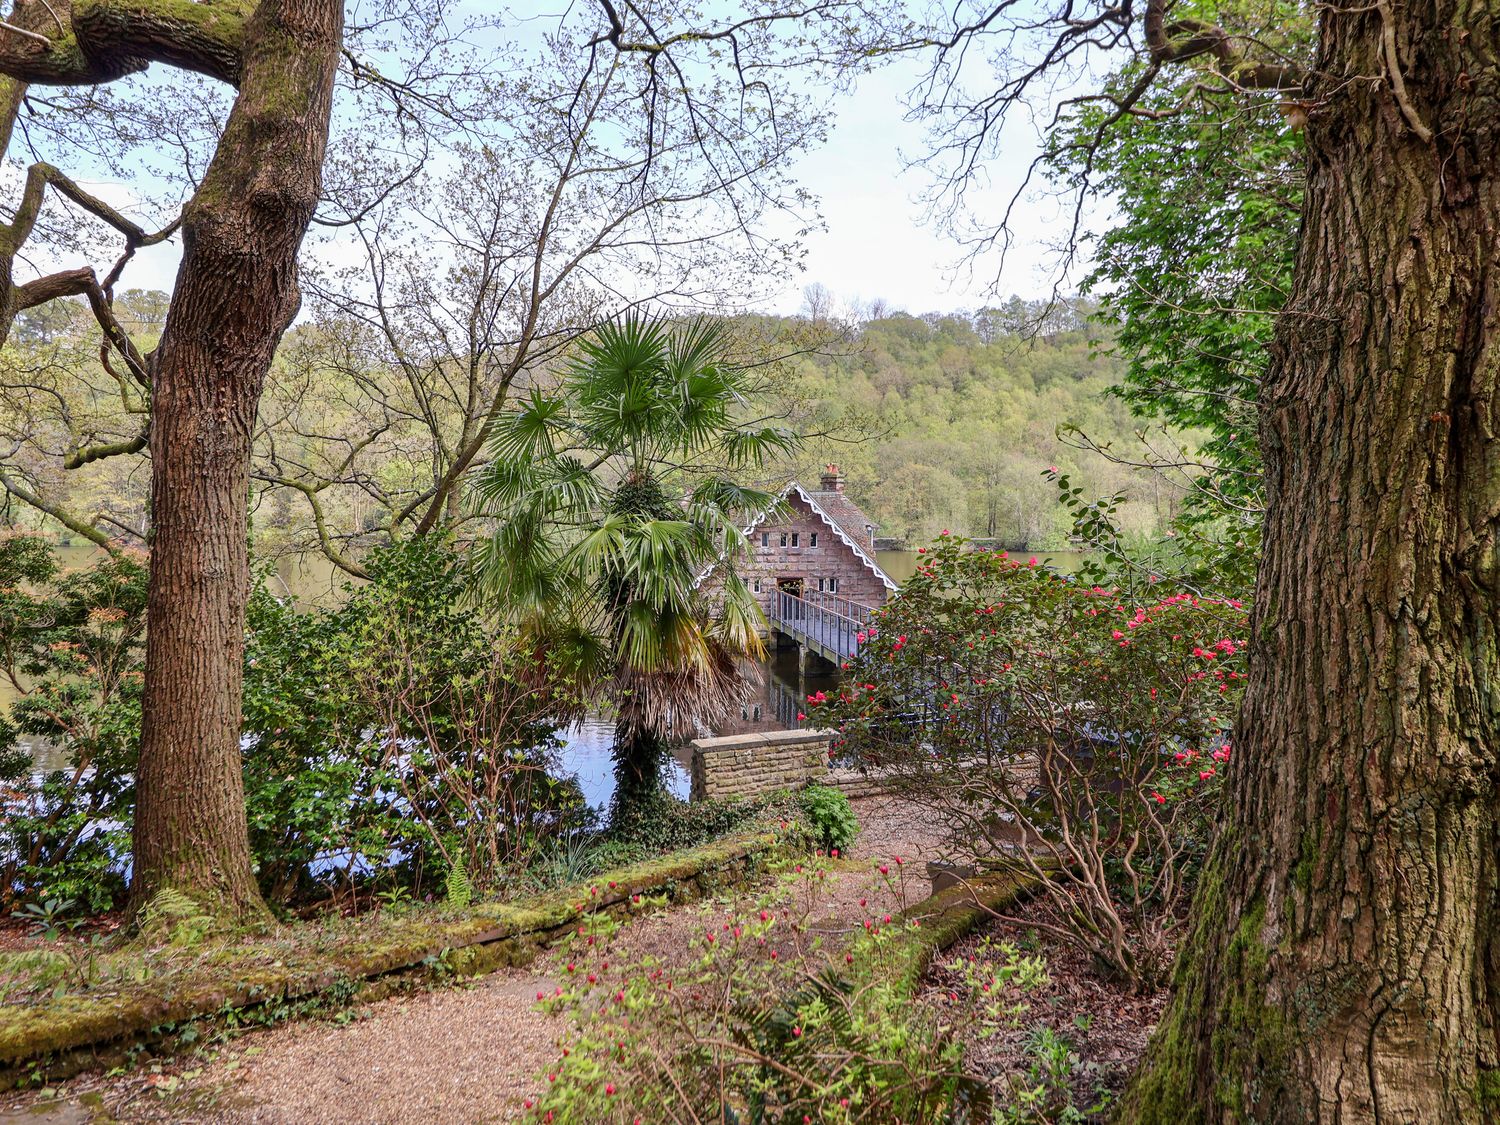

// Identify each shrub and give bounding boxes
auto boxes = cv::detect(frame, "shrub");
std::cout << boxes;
[243,537,588,903]
[817,534,1249,990]
[525,854,1049,1123]
[607,786,766,856]
[0,537,146,912]
[798,783,859,853]
[1,536,588,914]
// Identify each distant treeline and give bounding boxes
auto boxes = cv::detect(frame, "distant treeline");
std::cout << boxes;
[0,291,1182,557]
[767,297,1185,548]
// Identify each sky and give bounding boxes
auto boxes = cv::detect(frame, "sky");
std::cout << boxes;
[34,5,1094,320]
[762,58,1083,317]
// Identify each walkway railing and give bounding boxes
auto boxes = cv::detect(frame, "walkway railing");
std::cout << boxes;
[769,589,877,661]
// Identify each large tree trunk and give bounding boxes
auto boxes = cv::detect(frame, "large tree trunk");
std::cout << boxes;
[130,0,341,920]
[1122,2,1500,1120]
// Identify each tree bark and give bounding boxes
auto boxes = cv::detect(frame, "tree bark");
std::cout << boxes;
[129,0,341,920]
[1123,1,1500,1120]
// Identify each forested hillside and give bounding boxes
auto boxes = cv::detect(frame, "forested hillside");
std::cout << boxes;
[0,292,1180,556]
[774,302,1185,547]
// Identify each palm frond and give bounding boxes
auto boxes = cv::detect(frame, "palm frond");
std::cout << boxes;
[485,386,570,463]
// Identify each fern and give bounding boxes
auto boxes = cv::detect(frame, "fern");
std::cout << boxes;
[139,887,214,946]
[444,858,473,908]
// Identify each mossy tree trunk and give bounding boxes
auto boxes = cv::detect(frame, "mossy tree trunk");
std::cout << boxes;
[1122,1,1500,1119]
[0,0,341,921]
[128,0,342,920]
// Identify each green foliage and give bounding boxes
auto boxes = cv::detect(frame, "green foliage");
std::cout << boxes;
[243,536,587,904]
[1,536,586,915]
[0,537,147,912]
[797,783,859,853]
[138,888,215,947]
[444,858,473,909]
[1055,66,1301,505]
[526,857,1049,1123]
[996,1026,1109,1124]
[819,535,1250,989]
[11,896,80,940]
[607,787,767,857]
[1047,466,1256,599]
[769,304,1170,547]
[1043,15,1312,576]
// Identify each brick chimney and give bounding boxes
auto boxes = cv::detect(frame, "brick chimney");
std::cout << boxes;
[819,464,845,492]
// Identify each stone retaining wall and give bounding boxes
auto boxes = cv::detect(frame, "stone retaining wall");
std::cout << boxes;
[690,730,834,800]
[690,730,905,800]
[1,831,783,1088]
[689,728,914,801]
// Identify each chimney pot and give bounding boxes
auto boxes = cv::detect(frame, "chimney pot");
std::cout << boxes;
[820,464,845,492]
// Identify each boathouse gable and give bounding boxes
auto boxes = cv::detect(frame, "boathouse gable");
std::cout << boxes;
[719,466,895,620]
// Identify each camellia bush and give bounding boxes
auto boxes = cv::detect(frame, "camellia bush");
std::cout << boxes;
[817,535,1249,990]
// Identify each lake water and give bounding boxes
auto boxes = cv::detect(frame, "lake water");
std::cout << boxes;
[9,545,843,812]
[9,543,1066,811]
[555,644,839,809]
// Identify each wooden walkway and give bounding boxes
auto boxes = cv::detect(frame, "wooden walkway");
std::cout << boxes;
[768,589,877,664]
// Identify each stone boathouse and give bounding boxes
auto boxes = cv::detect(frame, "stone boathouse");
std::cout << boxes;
[734,465,896,619]
[694,466,896,739]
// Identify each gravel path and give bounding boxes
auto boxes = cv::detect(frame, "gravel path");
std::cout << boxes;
[2,797,946,1125]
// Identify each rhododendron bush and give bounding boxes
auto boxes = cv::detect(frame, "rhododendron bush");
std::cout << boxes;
[818,536,1249,989]
[523,851,1050,1123]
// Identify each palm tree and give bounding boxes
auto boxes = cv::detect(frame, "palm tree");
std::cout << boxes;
[471,313,799,805]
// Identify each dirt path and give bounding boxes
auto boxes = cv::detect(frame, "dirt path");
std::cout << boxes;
[2,797,948,1125]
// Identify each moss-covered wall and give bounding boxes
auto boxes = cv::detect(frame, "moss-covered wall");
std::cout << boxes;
[0,829,784,1089]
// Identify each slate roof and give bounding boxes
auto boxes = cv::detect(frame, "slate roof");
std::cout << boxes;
[695,479,896,592]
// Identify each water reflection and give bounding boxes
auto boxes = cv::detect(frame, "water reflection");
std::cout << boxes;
[14,645,848,816]
[551,642,843,811]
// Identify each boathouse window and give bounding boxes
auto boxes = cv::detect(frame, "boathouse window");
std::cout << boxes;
[761,532,769,547]
[753,578,762,594]
[780,532,788,547]
[829,577,839,593]
[791,532,800,547]
[810,532,819,547]
[817,577,825,592]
